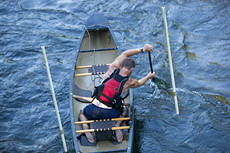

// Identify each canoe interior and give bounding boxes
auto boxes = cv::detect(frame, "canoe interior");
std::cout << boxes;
[72,28,131,152]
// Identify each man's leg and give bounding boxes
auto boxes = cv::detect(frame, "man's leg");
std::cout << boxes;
[115,108,127,142]
[79,111,94,143]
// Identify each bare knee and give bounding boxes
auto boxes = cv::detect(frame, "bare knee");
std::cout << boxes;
[80,111,88,121]
[79,111,90,130]
[121,107,127,117]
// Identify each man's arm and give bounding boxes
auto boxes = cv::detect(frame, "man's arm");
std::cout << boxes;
[103,44,153,79]
[115,44,152,67]
[121,71,155,95]
[128,71,155,88]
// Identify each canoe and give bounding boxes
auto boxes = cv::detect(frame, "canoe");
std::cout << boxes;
[69,14,134,153]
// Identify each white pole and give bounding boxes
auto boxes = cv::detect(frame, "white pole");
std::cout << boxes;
[162,7,180,115]
[41,46,68,152]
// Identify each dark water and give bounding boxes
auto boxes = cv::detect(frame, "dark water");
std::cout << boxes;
[1,0,230,152]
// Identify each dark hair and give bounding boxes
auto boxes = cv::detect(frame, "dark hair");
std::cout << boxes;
[121,58,135,70]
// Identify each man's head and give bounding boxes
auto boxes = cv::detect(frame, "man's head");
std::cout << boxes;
[121,58,135,70]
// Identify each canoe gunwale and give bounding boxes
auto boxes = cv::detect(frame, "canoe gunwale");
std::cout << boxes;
[69,28,86,153]
[127,89,134,153]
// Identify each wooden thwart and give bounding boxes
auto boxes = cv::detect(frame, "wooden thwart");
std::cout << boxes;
[76,63,111,69]
[75,63,111,77]
[76,126,130,134]
[75,117,130,125]
[75,73,93,77]
[72,95,93,102]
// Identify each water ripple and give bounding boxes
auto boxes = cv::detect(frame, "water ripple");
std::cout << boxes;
[0,0,230,153]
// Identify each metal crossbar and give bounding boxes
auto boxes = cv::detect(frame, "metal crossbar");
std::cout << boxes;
[79,47,117,52]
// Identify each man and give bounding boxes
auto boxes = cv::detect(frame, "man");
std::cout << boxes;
[80,44,155,143]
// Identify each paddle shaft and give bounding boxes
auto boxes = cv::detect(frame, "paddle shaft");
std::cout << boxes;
[148,51,155,82]
[41,46,68,152]
[148,52,153,73]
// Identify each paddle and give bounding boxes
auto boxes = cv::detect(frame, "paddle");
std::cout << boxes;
[147,50,170,90]
[148,51,155,82]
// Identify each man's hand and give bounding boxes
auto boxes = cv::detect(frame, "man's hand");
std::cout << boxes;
[147,71,155,79]
[143,44,152,52]
[127,71,156,88]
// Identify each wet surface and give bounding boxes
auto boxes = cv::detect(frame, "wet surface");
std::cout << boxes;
[0,0,230,152]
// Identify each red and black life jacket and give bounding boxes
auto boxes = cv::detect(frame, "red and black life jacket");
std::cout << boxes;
[92,69,129,109]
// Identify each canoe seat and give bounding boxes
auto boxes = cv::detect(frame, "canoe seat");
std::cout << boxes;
[88,64,109,75]
[75,64,110,77]
[76,118,130,142]
[73,85,92,103]
[75,117,130,133]
[90,119,116,131]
